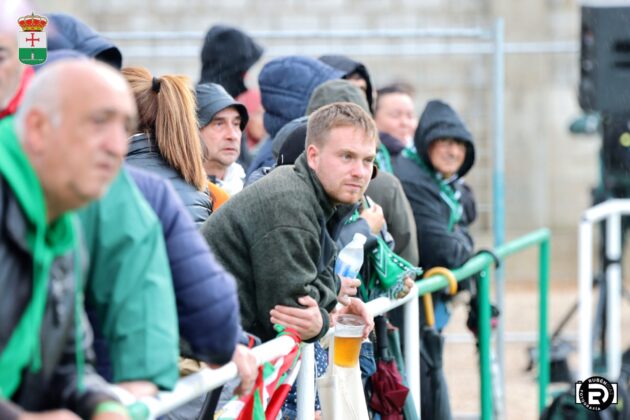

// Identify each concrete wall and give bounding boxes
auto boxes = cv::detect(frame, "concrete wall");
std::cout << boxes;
[33,0,603,282]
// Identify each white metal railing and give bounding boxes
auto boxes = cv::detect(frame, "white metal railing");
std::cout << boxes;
[578,199,630,381]
[121,285,421,420]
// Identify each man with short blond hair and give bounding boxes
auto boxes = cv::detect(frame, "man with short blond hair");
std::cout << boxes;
[201,102,375,343]
[306,100,378,148]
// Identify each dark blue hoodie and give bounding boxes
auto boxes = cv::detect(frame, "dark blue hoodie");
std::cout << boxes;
[246,57,344,176]
[48,13,122,69]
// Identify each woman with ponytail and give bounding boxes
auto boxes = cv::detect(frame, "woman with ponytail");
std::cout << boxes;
[123,66,213,224]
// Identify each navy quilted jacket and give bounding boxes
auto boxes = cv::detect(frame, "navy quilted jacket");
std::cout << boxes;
[128,166,242,365]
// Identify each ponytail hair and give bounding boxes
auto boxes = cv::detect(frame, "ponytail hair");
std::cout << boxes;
[122,66,206,190]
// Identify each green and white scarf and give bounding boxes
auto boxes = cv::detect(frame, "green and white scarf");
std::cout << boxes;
[402,146,463,232]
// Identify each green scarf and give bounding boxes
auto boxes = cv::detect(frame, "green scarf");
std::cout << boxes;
[375,143,394,174]
[402,147,462,232]
[0,117,76,398]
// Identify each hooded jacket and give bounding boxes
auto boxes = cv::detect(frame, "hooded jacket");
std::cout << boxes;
[319,55,374,114]
[259,56,344,138]
[394,100,476,272]
[305,79,370,116]
[48,13,122,69]
[246,56,344,176]
[199,25,263,98]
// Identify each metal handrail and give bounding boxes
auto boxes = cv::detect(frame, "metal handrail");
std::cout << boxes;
[123,228,551,420]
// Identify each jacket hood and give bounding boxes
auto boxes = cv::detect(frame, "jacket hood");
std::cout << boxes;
[48,13,122,69]
[305,79,370,116]
[258,56,344,137]
[199,25,263,98]
[196,82,249,130]
[272,116,308,164]
[319,55,374,114]
[414,100,475,179]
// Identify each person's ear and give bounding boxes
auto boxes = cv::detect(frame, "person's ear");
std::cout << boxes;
[306,144,319,170]
[23,109,51,155]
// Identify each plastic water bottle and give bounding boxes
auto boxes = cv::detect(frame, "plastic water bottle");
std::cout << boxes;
[335,233,367,278]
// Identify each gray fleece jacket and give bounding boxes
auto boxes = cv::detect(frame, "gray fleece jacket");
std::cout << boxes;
[200,153,341,342]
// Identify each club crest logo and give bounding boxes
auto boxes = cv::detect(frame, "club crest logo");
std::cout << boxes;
[17,12,48,65]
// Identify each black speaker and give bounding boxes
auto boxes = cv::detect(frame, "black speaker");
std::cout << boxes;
[579,6,630,113]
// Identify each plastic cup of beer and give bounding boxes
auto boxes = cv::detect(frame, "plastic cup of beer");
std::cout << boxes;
[333,314,365,368]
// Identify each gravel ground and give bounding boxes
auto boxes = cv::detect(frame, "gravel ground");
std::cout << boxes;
[441,281,630,420]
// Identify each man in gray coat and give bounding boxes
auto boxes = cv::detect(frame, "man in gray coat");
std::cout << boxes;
[201,102,375,343]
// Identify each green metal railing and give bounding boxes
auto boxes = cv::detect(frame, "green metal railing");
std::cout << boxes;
[414,228,551,419]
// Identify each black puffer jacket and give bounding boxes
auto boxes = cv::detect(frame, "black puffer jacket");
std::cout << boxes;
[199,25,263,98]
[393,100,476,271]
[0,177,114,419]
[126,133,213,225]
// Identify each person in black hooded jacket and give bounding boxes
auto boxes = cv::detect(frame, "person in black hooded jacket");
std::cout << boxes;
[199,24,263,168]
[392,99,476,420]
[319,54,374,114]
[199,25,263,98]
[394,99,476,328]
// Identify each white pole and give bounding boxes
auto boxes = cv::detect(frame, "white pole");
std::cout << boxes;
[606,212,622,380]
[296,343,315,420]
[404,286,421,418]
[579,220,594,380]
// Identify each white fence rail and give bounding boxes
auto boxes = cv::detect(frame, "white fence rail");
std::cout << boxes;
[578,199,630,381]
[120,285,421,420]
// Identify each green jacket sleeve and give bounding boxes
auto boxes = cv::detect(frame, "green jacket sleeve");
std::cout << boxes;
[250,226,338,342]
[78,169,179,390]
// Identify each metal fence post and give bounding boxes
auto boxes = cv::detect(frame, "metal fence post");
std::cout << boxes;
[296,343,315,420]
[492,18,506,416]
[404,286,421,418]
[606,212,622,379]
[478,267,493,420]
[578,220,594,380]
[538,238,550,414]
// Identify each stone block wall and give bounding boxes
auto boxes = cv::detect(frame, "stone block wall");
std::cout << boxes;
[34,0,604,282]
